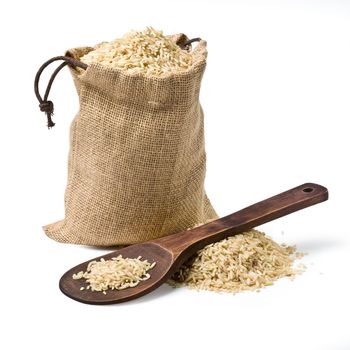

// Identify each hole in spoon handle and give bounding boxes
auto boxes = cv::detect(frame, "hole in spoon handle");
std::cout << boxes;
[302,187,314,193]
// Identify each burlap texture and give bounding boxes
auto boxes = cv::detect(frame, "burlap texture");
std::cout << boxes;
[43,34,218,246]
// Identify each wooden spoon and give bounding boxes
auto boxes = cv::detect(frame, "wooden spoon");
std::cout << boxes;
[59,183,328,304]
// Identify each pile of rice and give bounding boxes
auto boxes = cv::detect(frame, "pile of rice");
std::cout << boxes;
[169,229,305,293]
[80,27,194,76]
[72,255,156,294]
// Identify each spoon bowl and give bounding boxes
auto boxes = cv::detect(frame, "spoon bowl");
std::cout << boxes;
[60,243,174,304]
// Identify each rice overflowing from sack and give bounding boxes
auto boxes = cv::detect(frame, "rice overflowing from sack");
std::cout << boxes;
[168,229,305,293]
[72,256,156,293]
[80,27,194,76]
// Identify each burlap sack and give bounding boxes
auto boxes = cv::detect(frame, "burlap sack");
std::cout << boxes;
[42,34,217,246]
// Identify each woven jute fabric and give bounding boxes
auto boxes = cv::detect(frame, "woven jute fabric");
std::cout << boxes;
[43,34,218,246]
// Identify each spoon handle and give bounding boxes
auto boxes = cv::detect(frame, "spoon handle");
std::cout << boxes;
[156,183,328,258]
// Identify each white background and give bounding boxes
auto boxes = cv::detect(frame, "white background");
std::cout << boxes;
[1,1,349,349]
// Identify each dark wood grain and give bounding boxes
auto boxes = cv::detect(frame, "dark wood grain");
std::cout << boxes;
[59,183,328,304]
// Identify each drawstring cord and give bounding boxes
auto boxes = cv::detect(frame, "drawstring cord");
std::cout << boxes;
[34,38,201,129]
[178,37,201,50]
[34,56,87,128]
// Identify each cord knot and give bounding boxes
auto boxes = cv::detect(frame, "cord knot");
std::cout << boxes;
[39,100,53,113]
[39,100,55,128]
